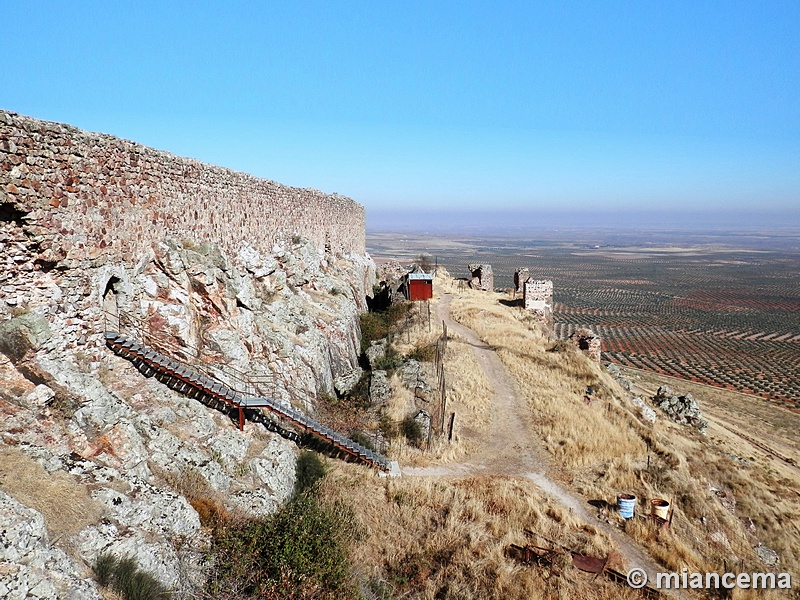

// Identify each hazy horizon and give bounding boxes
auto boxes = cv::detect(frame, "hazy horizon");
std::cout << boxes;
[367,208,800,236]
[3,2,798,220]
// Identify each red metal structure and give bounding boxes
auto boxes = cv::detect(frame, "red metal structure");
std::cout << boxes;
[406,272,433,301]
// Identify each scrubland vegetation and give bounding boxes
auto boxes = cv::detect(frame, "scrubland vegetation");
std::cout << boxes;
[79,273,800,599]
[448,285,800,598]
[281,274,799,598]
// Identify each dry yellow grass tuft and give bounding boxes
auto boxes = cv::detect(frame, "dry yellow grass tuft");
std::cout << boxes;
[0,444,102,538]
[321,464,640,600]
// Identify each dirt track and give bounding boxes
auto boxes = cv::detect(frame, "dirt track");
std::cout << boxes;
[403,292,684,597]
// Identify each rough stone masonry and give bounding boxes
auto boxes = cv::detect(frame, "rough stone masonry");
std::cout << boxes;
[0,109,370,354]
[523,279,553,329]
[0,109,365,264]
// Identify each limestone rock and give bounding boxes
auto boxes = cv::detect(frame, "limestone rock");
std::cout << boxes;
[398,359,431,393]
[369,370,391,406]
[0,311,52,362]
[754,543,779,567]
[652,386,707,433]
[0,491,104,600]
[365,339,387,369]
[23,384,55,408]
[414,409,431,442]
[334,367,363,396]
[630,396,657,423]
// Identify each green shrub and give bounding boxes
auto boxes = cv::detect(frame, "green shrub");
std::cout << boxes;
[360,302,411,353]
[94,552,116,587]
[294,451,327,496]
[402,416,424,446]
[346,372,372,407]
[208,493,358,599]
[93,553,169,600]
[379,415,399,440]
[350,431,376,451]
[407,342,436,362]
[373,343,402,372]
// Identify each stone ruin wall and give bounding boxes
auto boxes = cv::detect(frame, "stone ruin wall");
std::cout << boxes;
[0,110,368,363]
[569,330,602,362]
[523,279,553,311]
[514,267,530,294]
[0,110,365,267]
[523,279,554,329]
[468,263,494,291]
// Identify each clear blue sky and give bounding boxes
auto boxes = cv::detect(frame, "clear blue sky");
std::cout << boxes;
[3,1,799,229]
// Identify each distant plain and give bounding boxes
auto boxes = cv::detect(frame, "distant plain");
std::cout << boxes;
[367,228,800,410]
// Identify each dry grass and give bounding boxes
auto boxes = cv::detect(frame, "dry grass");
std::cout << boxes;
[450,291,646,469]
[0,444,102,538]
[379,282,494,466]
[321,464,640,600]
[445,287,800,592]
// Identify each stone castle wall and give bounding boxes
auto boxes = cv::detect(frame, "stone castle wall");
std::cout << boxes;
[523,279,553,310]
[0,110,365,269]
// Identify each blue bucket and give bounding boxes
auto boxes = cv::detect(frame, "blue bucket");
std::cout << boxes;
[618,494,636,519]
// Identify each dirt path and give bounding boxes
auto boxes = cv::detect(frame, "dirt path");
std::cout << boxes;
[403,292,683,597]
[404,292,548,477]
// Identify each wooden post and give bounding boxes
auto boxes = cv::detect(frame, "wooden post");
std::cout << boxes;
[448,412,455,441]
[440,373,447,434]
[427,300,431,333]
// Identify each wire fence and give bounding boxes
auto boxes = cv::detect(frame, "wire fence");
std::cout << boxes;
[428,320,449,445]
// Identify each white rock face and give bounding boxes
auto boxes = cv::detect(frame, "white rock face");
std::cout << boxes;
[0,235,371,597]
[0,491,104,600]
[630,396,657,423]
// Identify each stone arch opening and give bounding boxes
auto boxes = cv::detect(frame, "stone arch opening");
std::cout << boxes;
[102,275,124,330]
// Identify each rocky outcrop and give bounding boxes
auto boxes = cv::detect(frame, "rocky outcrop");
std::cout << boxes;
[0,491,104,600]
[1,110,377,597]
[398,359,432,396]
[369,370,391,406]
[652,385,708,433]
[0,234,373,597]
[630,396,657,423]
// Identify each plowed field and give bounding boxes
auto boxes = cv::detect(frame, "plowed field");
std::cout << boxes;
[368,229,800,408]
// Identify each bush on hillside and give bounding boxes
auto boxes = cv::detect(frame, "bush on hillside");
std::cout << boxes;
[94,553,169,600]
[208,492,358,600]
[360,302,411,353]
[294,451,327,496]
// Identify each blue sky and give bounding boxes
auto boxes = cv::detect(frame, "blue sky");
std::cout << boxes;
[2,1,799,229]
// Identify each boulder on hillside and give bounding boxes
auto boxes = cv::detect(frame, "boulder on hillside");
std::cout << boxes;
[652,385,708,433]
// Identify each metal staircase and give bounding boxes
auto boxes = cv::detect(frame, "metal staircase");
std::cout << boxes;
[103,331,392,471]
